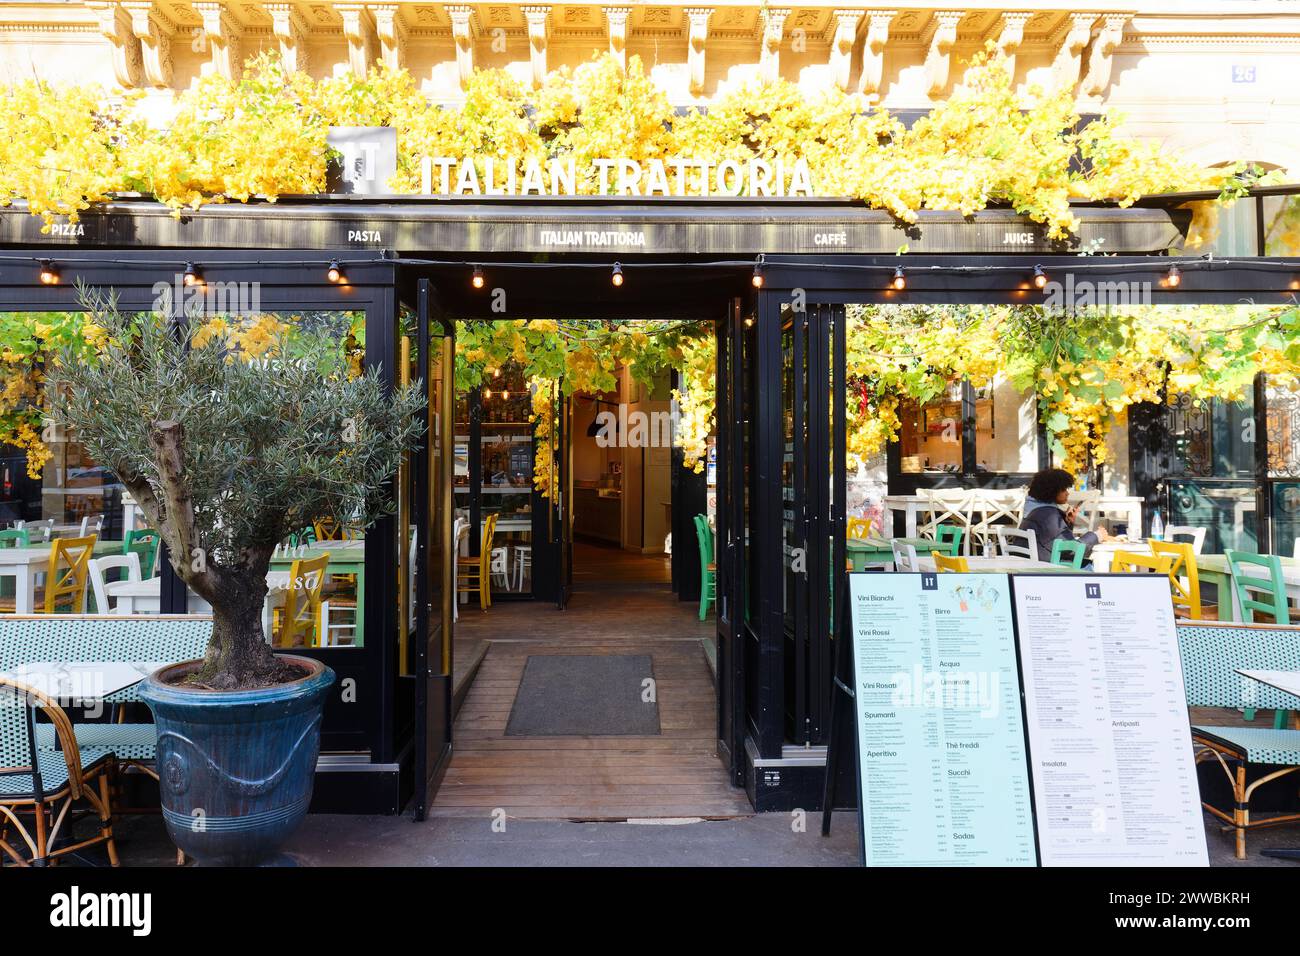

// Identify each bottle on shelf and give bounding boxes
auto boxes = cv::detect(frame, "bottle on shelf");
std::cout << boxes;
[1150,508,1164,541]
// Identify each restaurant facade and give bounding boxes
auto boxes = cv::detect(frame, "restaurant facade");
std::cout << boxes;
[0,1,1298,816]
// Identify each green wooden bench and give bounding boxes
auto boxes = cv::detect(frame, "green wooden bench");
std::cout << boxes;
[0,615,211,771]
[1177,620,1300,859]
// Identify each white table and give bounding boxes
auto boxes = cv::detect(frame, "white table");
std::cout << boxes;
[0,547,86,614]
[107,574,291,639]
[1,660,171,701]
[1236,669,1300,700]
[883,492,1143,538]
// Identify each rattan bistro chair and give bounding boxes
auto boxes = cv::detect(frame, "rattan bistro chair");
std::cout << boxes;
[0,676,119,867]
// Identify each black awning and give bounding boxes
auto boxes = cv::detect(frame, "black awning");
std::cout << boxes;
[0,196,1189,257]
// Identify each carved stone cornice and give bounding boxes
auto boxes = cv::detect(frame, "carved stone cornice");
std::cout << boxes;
[193,2,242,82]
[1052,12,1096,93]
[522,5,550,88]
[827,9,861,92]
[89,2,142,88]
[858,9,894,96]
[444,3,475,88]
[267,2,308,74]
[121,2,174,88]
[604,6,630,69]
[370,4,407,70]
[684,7,713,95]
[759,8,789,83]
[924,10,963,98]
[1082,13,1131,98]
[993,11,1032,77]
[336,4,377,77]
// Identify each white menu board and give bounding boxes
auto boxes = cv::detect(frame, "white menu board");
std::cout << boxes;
[1012,574,1208,867]
[849,573,1036,866]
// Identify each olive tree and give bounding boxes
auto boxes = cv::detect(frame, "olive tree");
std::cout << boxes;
[47,288,422,688]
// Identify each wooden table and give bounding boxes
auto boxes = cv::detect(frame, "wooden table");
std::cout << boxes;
[882,492,1143,539]
[913,555,1071,573]
[846,536,942,571]
[1196,553,1300,623]
[0,539,121,614]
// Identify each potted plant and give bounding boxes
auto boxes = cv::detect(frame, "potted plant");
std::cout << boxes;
[48,289,421,865]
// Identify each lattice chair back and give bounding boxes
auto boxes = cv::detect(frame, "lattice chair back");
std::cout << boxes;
[44,535,97,614]
[1176,621,1300,712]
[1164,525,1207,554]
[917,489,974,555]
[279,553,330,647]
[967,490,1024,556]
[0,616,212,705]
[1150,539,1203,620]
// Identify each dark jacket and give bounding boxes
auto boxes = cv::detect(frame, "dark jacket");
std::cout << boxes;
[1020,504,1098,563]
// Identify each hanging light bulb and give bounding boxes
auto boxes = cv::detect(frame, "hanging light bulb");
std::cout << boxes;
[38,260,59,285]
[326,259,344,283]
[891,267,906,291]
[483,388,493,400]
[611,262,624,287]
[1166,264,1181,288]
[751,255,765,288]
[1033,264,1048,289]
[744,316,756,328]
[183,262,202,287]
[471,266,486,289]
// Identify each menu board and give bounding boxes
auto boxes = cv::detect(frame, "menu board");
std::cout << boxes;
[849,573,1036,866]
[1012,575,1208,867]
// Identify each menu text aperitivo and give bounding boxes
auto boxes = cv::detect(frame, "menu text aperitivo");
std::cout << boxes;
[849,573,1036,866]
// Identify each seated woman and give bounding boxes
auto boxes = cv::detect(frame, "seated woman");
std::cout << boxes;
[1019,468,1110,563]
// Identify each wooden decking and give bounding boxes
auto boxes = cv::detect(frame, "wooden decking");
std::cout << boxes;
[436,544,750,820]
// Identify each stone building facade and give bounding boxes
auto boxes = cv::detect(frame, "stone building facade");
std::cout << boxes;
[1,3,1298,174]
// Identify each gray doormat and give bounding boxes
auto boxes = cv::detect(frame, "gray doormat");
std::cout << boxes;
[505,654,661,736]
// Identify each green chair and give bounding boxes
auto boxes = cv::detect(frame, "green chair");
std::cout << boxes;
[1050,538,1085,569]
[0,527,29,548]
[693,514,716,621]
[1226,550,1293,728]
[123,528,161,579]
[933,524,963,558]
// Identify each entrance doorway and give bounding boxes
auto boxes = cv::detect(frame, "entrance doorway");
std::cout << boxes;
[410,271,751,820]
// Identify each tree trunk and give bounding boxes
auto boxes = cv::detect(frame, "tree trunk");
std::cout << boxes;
[194,565,282,688]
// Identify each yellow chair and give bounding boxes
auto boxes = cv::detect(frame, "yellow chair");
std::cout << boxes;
[40,535,97,614]
[1149,539,1212,620]
[312,517,357,542]
[1110,549,1174,577]
[274,552,330,647]
[457,514,498,610]
[932,550,969,573]
[847,517,871,540]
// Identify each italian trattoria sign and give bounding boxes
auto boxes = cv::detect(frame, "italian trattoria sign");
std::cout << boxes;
[420,155,816,197]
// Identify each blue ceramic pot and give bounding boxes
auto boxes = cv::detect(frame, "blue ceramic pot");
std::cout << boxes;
[140,655,334,866]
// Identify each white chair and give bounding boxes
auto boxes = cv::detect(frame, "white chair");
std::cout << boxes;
[917,489,975,555]
[452,518,469,621]
[994,526,1039,561]
[318,600,358,646]
[513,544,532,592]
[969,489,1027,555]
[88,552,142,614]
[891,540,919,572]
[16,518,54,542]
[78,514,104,537]
[490,546,510,590]
[1164,525,1207,554]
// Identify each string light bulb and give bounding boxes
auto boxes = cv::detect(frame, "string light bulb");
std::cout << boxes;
[1033,265,1048,289]
[183,262,202,287]
[1166,264,1181,288]
[611,262,624,287]
[891,267,906,291]
[751,255,765,289]
[326,259,344,283]
[471,266,485,289]
[38,260,59,285]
